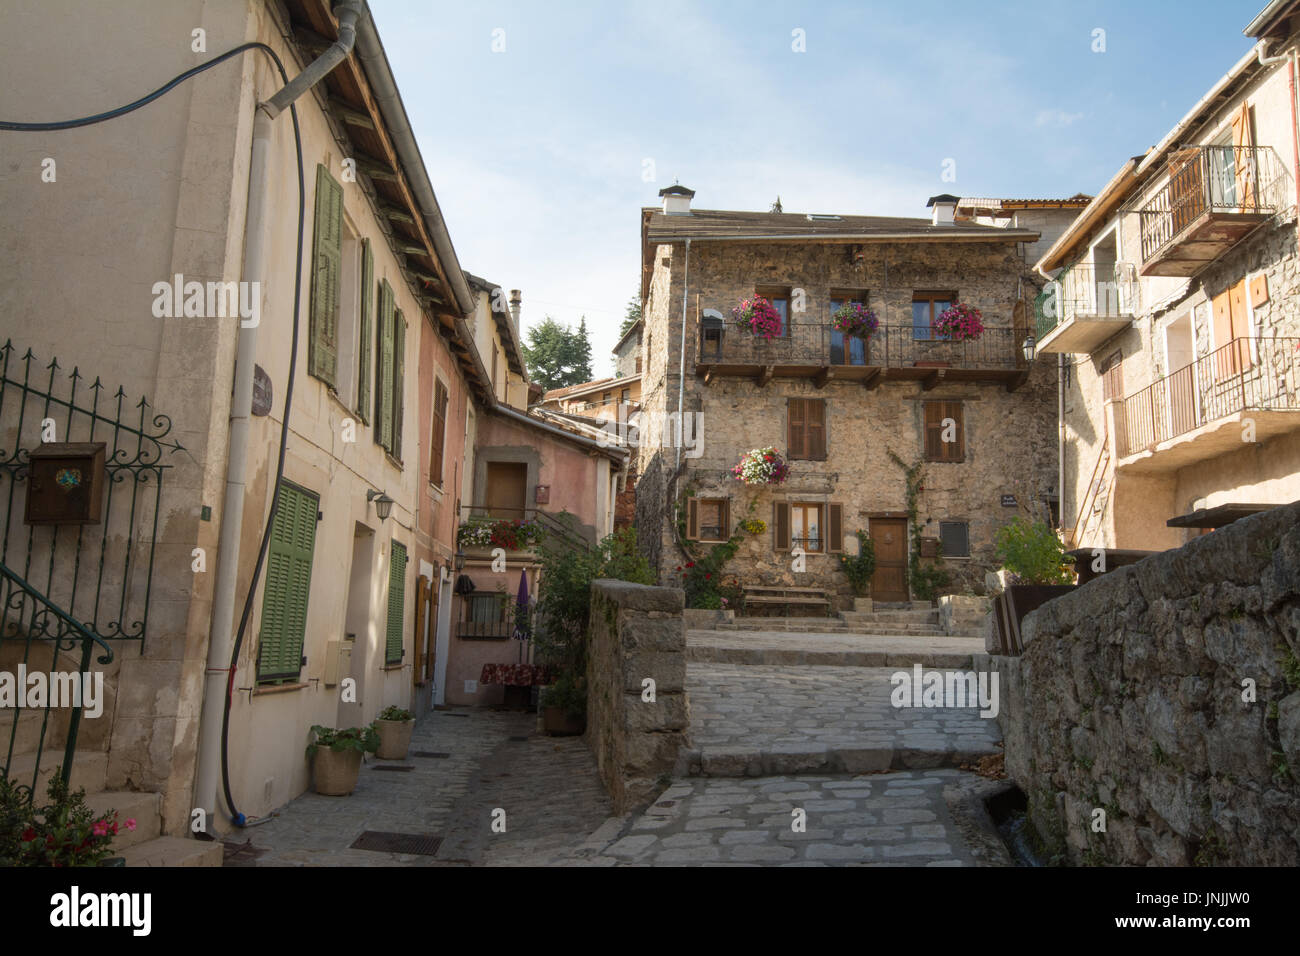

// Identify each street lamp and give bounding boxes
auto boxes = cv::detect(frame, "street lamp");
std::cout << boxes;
[1021,334,1037,364]
[454,549,466,572]
[366,489,394,521]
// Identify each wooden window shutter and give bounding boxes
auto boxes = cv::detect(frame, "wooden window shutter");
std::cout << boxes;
[721,499,730,539]
[356,238,373,423]
[828,502,844,553]
[257,482,317,681]
[392,309,406,459]
[948,401,965,461]
[686,498,699,539]
[308,164,342,388]
[413,574,428,685]
[430,381,448,487]
[924,402,943,461]
[788,398,807,459]
[385,540,408,664]
[1212,288,1234,378]
[773,501,791,551]
[1250,273,1268,308]
[808,400,826,460]
[377,279,395,451]
[1228,279,1253,371]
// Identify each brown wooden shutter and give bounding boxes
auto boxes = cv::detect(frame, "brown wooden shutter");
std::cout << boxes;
[687,498,699,540]
[1229,279,1253,371]
[828,502,844,553]
[773,501,791,552]
[808,399,826,460]
[924,402,943,461]
[413,574,428,686]
[720,499,730,539]
[788,398,806,459]
[1212,288,1234,378]
[948,401,965,462]
[1250,274,1268,307]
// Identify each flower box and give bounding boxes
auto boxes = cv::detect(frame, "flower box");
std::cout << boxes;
[731,296,783,339]
[831,302,878,338]
[731,447,790,486]
[934,303,984,341]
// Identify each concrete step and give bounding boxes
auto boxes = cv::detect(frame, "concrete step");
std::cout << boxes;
[6,748,107,797]
[120,835,223,868]
[84,791,162,850]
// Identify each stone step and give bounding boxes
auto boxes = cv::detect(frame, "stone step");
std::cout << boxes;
[5,708,69,755]
[120,835,223,868]
[840,610,939,624]
[687,644,980,669]
[84,791,162,850]
[6,749,108,797]
[677,740,1001,778]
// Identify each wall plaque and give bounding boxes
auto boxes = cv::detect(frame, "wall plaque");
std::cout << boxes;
[1001,494,1018,507]
[25,443,106,525]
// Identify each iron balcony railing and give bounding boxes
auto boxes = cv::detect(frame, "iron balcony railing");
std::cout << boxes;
[1117,336,1300,456]
[697,322,1025,371]
[457,504,590,552]
[1034,262,1141,340]
[1134,145,1290,265]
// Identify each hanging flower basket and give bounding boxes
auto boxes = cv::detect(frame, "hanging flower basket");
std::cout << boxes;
[731,296,783,339]
[831,302,878,338]
[934,303,985,341]
[731,447,790,486]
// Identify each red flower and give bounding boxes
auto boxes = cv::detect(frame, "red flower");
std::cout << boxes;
[20,828,35,842]
[705,573,711,580]
[686,562,695,568]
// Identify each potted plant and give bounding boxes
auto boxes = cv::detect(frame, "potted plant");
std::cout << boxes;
[832,302,879,339]
[731,447,790,486]
[372,705,416,760]
[991,518,1076,653]
[0,773,136,867]
[731,296,784,339]
[838,530,876,597]
[540,672,587,736]
[934,302,985,341]
[306,725,379,796]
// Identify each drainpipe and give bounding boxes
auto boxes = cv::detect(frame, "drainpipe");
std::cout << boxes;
[196,0,362,833]
[675,238,690,472]
[1035,262,1067,535]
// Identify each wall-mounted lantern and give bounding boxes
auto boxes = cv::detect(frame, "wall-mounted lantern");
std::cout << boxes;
[366,488,394,521]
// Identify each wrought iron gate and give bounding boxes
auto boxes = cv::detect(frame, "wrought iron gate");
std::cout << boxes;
[0,340,182,801]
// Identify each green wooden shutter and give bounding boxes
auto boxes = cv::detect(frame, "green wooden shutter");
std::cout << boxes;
[309,165,342,388]
[392,309,405,460]
[377,279,395,452]
[257,482,318,682]
[356,238,373,423]
[386,540,408,664]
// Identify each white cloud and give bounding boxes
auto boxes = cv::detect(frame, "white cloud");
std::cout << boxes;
[1035,109,1085,128]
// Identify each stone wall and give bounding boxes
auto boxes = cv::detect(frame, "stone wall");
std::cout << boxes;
[585,580,689,813]
[1000,501,1300,866]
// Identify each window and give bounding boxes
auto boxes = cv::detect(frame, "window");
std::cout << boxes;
[912,291,955,340]
[385,540,408,665]
[430,379,449,487]
[635,356,643,374]
[256,481,319,683]
[1211,279,1254,378]
[374,280,404,461]
[1100,351,1124,402]
[829,290,869,366]
[756,285,791,336]
[603,392,612,404]
[620,388,630,403]
[686,497,729,543]
[787,397,827,460]
[468,593,506,625]
[308,164,344,388]
[772,502,843,553]
[701,322,723,361]
[923,400,964,462]
[939,521,970,558]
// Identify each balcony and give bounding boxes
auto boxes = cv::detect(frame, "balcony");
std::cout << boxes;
[1115,336,1300,473]
[695,321,1030,391]
[1034,262,1140,354]
[1133,146,1289,277]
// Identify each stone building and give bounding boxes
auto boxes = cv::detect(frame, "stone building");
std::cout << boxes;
[633,188,1083,609]
[1037,2,1300,556]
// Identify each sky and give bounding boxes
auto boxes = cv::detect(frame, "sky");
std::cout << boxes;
[371,0,1267,376]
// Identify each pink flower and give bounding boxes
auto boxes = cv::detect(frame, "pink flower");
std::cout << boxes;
[125,819,137,832]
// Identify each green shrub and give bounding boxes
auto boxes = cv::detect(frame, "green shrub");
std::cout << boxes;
[994,517,1074,585]
[838,531,876,596]
[376,705,413,722]
[306,725,379,757]
[0,774,136,867]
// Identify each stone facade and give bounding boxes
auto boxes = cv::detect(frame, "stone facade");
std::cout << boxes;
[998,501,1300,866]
[635,227,1064,609]
[585,580,689,813]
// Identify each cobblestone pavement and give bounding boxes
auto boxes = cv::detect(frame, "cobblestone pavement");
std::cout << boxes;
[688,628,984,667]
[682,662,1002,775]
[595,770,1010,866]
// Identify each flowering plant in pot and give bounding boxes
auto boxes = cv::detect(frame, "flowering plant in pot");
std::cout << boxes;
[731,296,783,339]
[0,774,137,867]
[731,447,790,486]
[934,303,985,341]
[306,725,379,796]
[372,705,416,760]
[832,302,878,338]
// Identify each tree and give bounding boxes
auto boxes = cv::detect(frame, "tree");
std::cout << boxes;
[522,316,594,391]
[618,293,642,338]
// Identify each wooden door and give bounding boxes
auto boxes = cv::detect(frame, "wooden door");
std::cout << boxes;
[868,518,908,602]
[485,461,527,518]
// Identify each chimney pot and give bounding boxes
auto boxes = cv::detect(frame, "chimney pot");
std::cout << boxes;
[509,289,522,326]
[927,193,959,226]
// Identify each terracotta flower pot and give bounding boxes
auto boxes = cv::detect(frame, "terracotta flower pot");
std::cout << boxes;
[313,747,363,796]
[541,706,585,736]
[375,718,415,760]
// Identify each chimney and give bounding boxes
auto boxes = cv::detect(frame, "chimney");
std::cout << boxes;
[659,183,695,216]
[927,194,959,226]
[509,289,521,327]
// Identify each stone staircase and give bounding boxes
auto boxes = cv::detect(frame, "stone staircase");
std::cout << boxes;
[713,602,983,639]
[1,642,221,867]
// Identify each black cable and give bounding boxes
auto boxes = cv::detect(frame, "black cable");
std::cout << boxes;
[4,42,307,829]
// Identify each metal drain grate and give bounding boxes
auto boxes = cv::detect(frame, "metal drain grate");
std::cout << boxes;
[443,713,469,718]
[350,831,443,856]
[412,751,451,759]
[371,765,414,772]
